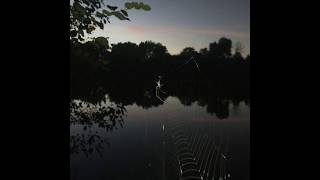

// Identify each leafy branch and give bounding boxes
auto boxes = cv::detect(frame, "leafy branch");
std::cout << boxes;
[70,0,151,43]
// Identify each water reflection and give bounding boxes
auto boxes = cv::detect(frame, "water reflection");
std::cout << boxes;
[70,77,249,179]
[71,75,249,117]
[70,100,126,130]
[70,99,127,156]
[70,76,249,154]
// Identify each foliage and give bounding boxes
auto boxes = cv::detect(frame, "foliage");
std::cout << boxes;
[70,1,152,88]
[199,48,209,56]
[125,2,151,11]
[209,37,232,58]
[138,41,169,61]
[70,0,151,43]
[180,47,198,58]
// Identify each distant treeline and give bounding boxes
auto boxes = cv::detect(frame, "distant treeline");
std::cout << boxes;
[70,37,250,117]
[71,37,249,85]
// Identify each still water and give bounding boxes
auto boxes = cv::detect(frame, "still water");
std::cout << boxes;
[70,94,250,180]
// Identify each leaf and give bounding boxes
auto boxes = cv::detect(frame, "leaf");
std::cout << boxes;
[124,2,151,11]
[102,9,111,16]
[80,30,84,37]
[121,9,128,16]
[91,18,99,26]
[86,25,96,33]
[135,2,141,10]
[125,2,140,9]
[111,11,129,21]
[124,2,134,9]
[107,5,118,11]
[74,2,86,15]
[84,18,91,24]
[87,6,95,13]
[97,21,104,29]
[141,4,151,11]
[96,11,104,18]
[77,34,84,41]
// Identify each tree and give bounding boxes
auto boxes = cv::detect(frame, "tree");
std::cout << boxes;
[245,54,250,63]
[110,42,140,63]
[199,48,209,56]
[208,37,232,58]
[233,52,244,63]
[70,1,151,81]
[209,42,218,54]
[81,37,110,62]
[180,47,198,58]
[138,41,168,61]
[218,37,232,58]
[70,0,151,43]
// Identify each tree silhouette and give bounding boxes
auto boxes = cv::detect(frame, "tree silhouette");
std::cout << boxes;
[209,42,219,57]
[246,54,250,63]
[70,0,151,43]
[138,41,169,62]
[180,47,198,58]
[233,52,245,63]
[200,48,209,57]
[209,37,233,58]
[218,37,232,58]
[110,42,140,64]
[70,1,152,92]
[71,37,250,119]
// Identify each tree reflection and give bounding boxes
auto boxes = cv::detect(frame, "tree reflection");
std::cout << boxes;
[70,63,249,156]
[70,132,109,157]
[70,100,126,130]
[70,99,127,156]
[71,76,248,121]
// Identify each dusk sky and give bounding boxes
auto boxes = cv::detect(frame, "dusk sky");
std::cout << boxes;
[90,0,250,55]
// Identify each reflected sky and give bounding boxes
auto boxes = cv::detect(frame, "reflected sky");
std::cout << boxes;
[70,96,250,180]
[126,96,250,122]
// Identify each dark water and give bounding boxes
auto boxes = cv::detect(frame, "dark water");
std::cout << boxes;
[70,91,249,180]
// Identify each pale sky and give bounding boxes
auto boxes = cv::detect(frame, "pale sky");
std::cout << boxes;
[87,0,250,55]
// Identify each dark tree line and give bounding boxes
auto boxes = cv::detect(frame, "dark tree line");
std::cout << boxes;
[71,37,249,97]
[70,37,249,119]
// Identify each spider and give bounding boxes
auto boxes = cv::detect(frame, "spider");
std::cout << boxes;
[155,76,166,102]
[154,56,200,102]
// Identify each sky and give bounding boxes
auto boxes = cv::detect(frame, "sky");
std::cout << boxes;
[89,0,250,55]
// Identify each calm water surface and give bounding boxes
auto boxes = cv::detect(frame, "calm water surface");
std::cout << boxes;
[70,95,249,180]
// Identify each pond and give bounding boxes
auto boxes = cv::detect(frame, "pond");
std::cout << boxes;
[70,79,250,180]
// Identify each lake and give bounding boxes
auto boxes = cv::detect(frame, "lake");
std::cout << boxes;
[70,83,250,180]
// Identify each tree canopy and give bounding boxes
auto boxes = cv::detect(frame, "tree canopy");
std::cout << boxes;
[70,0,151,43]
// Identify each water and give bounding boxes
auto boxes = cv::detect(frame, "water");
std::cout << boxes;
[70,93,250,180]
